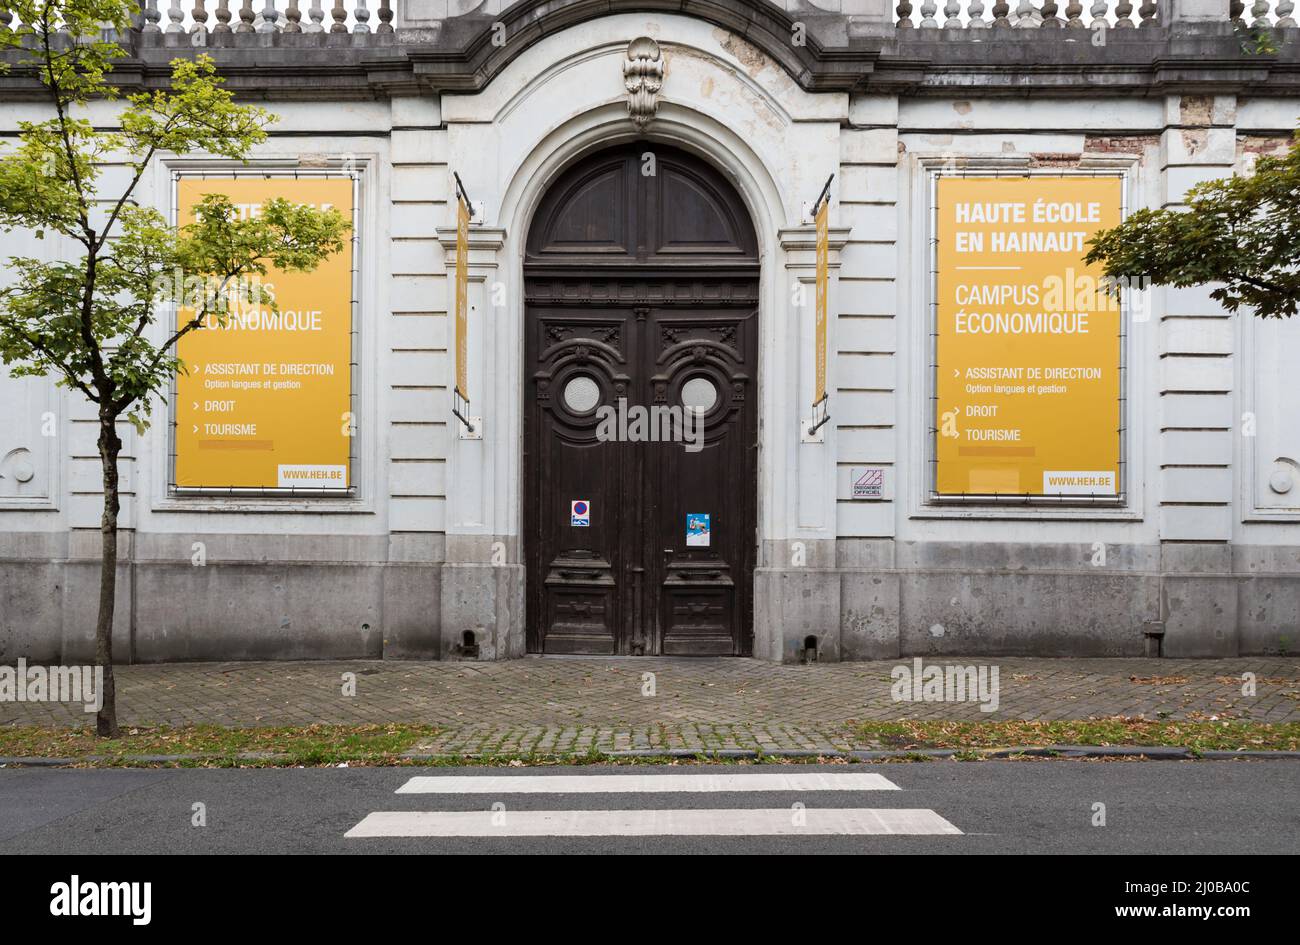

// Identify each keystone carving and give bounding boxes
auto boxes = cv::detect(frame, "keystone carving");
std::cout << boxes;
[623,37,664,131]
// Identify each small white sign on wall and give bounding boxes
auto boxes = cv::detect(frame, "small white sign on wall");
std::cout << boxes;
[850,467,885,500]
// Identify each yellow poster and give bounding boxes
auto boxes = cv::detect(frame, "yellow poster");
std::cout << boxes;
[814,198,829,407]
[174,177,354,490]
[935,176,1122,497]
[454,195,470,403]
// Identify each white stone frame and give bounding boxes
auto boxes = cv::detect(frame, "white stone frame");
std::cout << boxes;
[0,378,63,512]
[0,224,65,513]
[1237,310,1300,523]
[436,16,849,654]
[903,153,1148,523]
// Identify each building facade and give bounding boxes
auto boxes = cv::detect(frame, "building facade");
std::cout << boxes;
[1,0,1298,664]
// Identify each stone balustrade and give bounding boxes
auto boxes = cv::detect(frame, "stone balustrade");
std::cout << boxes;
[0,0,394,35]
[1234,0,1297,24]
[896,0,1160,26]
[5,0,1295,36]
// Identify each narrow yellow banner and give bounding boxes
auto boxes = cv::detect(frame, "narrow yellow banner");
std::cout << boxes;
[454,195,470,403]
[814,198,829,407]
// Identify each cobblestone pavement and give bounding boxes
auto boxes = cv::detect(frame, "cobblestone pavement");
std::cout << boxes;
[2,657,1297,754]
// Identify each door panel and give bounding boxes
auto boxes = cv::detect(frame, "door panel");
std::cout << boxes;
[524,145,758,656]
[526,309,636,655]
[650,307,756,656]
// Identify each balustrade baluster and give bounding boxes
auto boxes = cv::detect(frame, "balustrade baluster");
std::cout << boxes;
[330,0,347,31]
[1013,0,1039,25]
[896,0,915,26]
[970,0,990,26]
[1115,0,1135,26]
[377,0,393,32]
[237,0,254,31]
[919,0,938,26]
[1277,0,1296,27]
[258,0,280,31]
[140,0,163,32]
[305,0,324,31]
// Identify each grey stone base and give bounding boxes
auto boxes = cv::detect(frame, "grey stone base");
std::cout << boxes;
[438,562,525,661]
[2,533,1297,663]
[755,540,1299,663]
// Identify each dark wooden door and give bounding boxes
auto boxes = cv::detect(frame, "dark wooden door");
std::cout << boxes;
[523,144,759,656]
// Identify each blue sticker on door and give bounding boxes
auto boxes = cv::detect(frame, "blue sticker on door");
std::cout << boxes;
[686,513,710,547]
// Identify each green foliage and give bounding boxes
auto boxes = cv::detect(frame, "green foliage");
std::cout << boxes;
[0,0,349,423]
[1234,21,1279,57]
[1085,130,1300,320]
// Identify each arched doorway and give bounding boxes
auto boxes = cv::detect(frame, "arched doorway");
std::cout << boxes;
[523,143,760,655]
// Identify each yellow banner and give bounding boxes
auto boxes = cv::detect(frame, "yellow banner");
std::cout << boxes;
[174,177,354,490]
[814,198,828,407]
[935,176,1122,497]
[455,195,470,403]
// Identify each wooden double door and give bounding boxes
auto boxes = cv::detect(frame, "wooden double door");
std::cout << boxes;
[523,144,759,655]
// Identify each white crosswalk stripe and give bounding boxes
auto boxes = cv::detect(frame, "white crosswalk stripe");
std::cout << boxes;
[395,772,900,794]
[346,808,960,838]
[344,770,963,840]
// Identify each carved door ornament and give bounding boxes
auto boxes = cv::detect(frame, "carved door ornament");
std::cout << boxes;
[623,37,664,131]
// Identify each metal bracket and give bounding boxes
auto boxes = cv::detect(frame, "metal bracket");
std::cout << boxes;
[452,388,479,438]
[456,414,482,440]
[803,395,830,442]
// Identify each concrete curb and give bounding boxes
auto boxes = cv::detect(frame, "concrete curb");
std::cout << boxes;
[0,751,290,766]
[5,745,1300,766]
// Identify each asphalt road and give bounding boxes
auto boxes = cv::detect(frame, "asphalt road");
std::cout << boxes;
[1,761,1297,855]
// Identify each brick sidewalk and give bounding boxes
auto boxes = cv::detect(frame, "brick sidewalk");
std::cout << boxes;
[2,657,1296,754]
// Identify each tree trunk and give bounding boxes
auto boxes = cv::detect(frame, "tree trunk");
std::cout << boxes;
[95,410,121,738]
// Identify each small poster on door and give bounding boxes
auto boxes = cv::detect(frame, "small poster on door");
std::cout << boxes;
[571,500,590,527]
[686,513,710,547]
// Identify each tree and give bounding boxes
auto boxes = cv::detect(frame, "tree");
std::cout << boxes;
[1085,130,1300,320]
[0,1,350,736]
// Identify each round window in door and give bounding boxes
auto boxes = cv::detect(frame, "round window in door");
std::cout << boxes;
[680,376,719,414]
[562,374,602,414]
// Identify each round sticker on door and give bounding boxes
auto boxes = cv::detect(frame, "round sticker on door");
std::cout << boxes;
[571,500,590,527]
